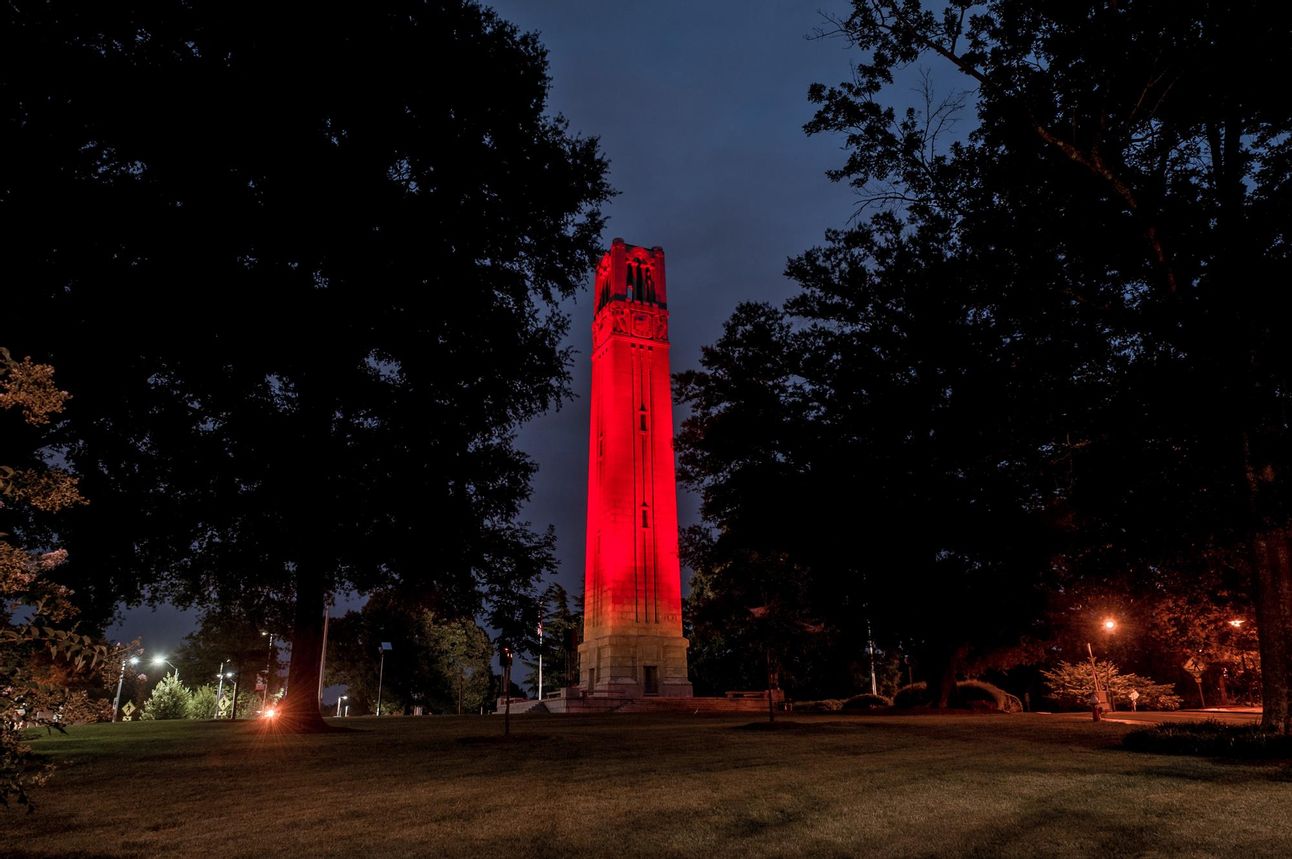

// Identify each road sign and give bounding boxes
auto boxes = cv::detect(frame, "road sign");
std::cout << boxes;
[121,701,135,717]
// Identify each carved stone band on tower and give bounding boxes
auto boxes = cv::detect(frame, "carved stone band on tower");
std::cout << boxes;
[578,238,693,698]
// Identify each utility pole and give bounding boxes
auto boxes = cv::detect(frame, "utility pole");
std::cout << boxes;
[867,617,879,696]
[501,644,513,736]
[537,615,544,702]
[317,594,332,710]
[111,653,138,722]
[261,631,275,711]
[376,642,392,716]
[214,660,228,719]
[1087,642,1105,721]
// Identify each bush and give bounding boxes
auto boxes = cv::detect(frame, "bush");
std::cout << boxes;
[1042,660,1182,711]
[187,685,218,720]
[139,673,191,721]
[956,680,1006,710]
[891,680,1019,711]
[893,682,930,708]
[1123,720,1292,759]
[793,699,844,713]
[46,690,111,726]
[234,690,264,720]
[841,693,893,712]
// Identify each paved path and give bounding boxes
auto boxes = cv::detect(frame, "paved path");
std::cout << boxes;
[1042,707,1262,727]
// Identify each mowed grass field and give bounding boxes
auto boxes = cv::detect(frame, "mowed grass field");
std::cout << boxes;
[5,712,1291,858]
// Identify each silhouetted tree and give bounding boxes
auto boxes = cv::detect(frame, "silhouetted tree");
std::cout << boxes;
[521,583,581,698]
[325,594,493,715]
[812,0,1292,729]
[1,2,610,730]
[172,609,285,700]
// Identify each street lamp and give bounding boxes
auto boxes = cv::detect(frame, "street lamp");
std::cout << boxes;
[261,631,276,711]
[111,655,140,722]
[152,655,179,680]
[336,695,348,718]
[376,642,392,716]
[1086,616,1117,720]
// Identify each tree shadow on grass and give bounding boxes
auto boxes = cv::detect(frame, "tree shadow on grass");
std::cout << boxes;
[733,720,874,732]
[456,733,555,747]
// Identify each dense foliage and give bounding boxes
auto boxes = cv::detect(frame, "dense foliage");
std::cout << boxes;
[1123,720,1292,758]
[325,594,495,715]
[679,1,1292,722]
[1,1,611,729]
[521,583,582,698]
[138,673,191,721]
[1,350,108,810]
[1041,660,1182,711]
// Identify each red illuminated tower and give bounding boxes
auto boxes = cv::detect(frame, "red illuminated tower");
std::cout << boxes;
[579,239,692,697]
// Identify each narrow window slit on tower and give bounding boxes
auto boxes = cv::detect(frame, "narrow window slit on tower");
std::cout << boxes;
[641,503,650,528]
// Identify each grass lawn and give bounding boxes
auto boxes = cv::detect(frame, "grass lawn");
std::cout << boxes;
[4,712,1291,858]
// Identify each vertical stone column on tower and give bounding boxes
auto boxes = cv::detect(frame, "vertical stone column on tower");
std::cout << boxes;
[578,238,693,698]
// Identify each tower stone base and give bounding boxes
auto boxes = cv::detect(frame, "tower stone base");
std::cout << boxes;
[578,631,693,698]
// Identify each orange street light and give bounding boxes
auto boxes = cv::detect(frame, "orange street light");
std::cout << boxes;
[1229,619,1245,628]
[1102,618,1117,632]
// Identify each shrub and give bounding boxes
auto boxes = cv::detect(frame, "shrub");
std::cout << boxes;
[1042,660,1182,711]
[956,680,1011,711]
[139,673,191,721]
[187,685,218,720]
[1123,720,1292,759]
[892,680,1019,711]
[841,693,892,712]
[235,690,264,720]
[793,699,844,713]
[893,682,930,708]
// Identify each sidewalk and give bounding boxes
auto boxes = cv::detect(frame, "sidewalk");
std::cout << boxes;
[1092,707,1261,726]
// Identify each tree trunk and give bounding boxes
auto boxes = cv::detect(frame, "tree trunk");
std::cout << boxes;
[766,648,776,724]
[278,565,330,732]
[1250,526,1291,733]
[923,644,964,708]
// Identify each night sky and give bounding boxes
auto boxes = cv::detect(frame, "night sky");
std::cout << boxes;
[108,1,912,660]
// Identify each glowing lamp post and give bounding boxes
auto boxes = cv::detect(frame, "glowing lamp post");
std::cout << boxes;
[111,655,140,722]
[152,655,178,680]
[500,643,514,737]
[260,631,275,711]
[1086,617,1117,721]
[336,695,348,718]
[375,642,392,716]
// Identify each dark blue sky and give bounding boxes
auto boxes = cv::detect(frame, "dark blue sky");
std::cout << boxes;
[109,1,916,659]
[494,0,860,595]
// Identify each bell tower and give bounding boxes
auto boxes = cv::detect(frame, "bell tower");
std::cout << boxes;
[579,238,692,697]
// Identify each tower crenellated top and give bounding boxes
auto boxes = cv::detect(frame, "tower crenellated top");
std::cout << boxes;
[595,238,667,314]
